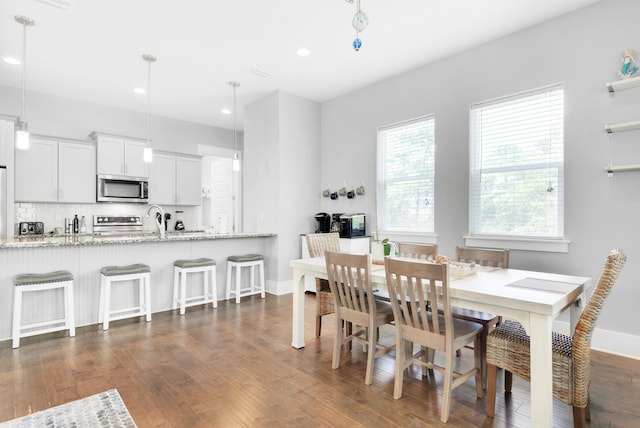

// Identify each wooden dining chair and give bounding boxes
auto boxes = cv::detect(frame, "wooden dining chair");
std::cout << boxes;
[325,251,395,385]
[453,246,509,387]
[397,242,438,260]
[384,257,483,423]
[306,233,341,337]
[485,249,626,428]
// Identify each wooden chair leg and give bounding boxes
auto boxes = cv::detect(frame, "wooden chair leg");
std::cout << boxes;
[572,406,587,428]
[504,370,513,392]
[486,364,498,417]
[315,315,322,337]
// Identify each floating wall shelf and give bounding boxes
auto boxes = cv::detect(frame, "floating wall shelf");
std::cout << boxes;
[604,120,640,133]
[606,76,640,93]
[604,163,640,177]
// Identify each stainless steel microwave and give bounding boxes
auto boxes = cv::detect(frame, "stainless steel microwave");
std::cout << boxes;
[97,174,148,203]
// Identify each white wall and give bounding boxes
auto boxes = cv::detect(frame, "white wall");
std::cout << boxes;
[321,0,640,350]
[244,91,320,286]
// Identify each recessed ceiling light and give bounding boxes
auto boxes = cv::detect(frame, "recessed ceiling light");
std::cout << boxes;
[3,57,20,65]
[134,87,146,94]
[221,108,231,115]
[296,48,311,57]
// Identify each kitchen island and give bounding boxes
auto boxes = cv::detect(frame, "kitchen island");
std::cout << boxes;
[0,232,276,342]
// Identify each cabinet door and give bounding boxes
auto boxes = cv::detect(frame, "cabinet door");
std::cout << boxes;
[339,237,370,254]
[148,152,176,205]
[124,139,149,178]
[176,156,201,206]
[15,138,58,202]
[96,135,124,175]
[58,142,96,203]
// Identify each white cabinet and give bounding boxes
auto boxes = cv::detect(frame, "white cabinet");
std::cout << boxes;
[300,235,370,292]
[15,138,96,203]
[93,133,148,178]
[149,152,201,206]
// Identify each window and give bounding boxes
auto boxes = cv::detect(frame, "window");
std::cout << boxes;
[469,84,564,240]
[377,116,435,234]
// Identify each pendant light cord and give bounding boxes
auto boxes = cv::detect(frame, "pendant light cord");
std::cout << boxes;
[146,57,151,145]
[21,20,27,121]
[233,83,238,150]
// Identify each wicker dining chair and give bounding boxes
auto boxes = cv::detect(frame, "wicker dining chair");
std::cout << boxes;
[325,251,395,385]
[485,249,626,428]
[385,257,483,423]
[305,233,341,337]
[453,246,509,387]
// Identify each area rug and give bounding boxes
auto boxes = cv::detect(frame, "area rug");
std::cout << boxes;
[0,389,136,427]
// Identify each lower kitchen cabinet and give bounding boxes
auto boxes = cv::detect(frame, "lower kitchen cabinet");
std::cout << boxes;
[15,137,96,203]
[149,152,201,206]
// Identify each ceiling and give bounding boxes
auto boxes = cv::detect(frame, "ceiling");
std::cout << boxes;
[0,0,599,131]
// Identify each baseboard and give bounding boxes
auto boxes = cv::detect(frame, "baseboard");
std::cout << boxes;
[554,320,640,360]
[267,279,293,296]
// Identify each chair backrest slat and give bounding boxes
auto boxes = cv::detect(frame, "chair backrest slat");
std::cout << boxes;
[385,257,452,343]
[455,246,509,268]
[326,252,375,317]
[397,243,438,260]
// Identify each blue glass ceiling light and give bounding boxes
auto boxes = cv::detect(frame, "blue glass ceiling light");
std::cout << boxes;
[346,0,368,51]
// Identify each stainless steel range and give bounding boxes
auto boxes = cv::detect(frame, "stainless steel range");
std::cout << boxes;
[93,215,144,236]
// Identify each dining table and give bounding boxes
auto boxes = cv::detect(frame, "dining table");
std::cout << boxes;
[290,256,592,428]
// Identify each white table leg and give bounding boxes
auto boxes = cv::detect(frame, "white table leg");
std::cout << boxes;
[529,313,554,428]
[291,268,305,349]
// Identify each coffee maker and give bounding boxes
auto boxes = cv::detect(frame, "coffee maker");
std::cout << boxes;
[314,212,331,233]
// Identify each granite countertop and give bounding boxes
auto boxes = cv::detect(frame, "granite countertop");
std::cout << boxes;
[0,231,276,249]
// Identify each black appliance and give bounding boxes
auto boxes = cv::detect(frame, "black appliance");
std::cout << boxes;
[339,213,366,238]
[331,213,343,233]
[19,221,44,236]
[314,212,331,233]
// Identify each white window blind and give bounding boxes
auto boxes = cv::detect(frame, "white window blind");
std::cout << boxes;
[377,115,435,234]
[469,85,564,239]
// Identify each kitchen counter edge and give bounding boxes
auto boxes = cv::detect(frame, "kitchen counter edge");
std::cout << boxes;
[0,232,277,249]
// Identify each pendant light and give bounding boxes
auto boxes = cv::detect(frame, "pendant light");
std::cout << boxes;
[15,15,35,150]
[142,54,156,163]
[229,81,240,172]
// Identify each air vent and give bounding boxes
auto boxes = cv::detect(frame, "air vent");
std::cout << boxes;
[250,67,273,78]
[37,0,72,9]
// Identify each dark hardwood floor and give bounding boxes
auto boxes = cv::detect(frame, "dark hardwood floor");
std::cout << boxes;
[0,293,638,427]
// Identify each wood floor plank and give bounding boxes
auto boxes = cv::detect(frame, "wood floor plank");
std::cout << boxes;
[0,294,638,427]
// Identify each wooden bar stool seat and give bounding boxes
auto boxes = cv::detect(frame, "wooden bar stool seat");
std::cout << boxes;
[12,270,75,348]
[99,263,151,330]
[225,254,265,304]
[173,258,217,315]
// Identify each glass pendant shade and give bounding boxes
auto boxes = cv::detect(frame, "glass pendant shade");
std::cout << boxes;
[15,121,29,150]
[143,146,153,163]
[232,152,240,171]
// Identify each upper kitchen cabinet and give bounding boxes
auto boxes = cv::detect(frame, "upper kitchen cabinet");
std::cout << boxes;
[149,152,201,206]
[15,137,96,203]
[91,132,148,178]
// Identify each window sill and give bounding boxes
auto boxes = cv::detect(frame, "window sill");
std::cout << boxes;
[463,235,570,253]
[377,231,438,245]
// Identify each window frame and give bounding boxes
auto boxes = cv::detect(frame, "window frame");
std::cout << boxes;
[465,84,569,253]
[376,115,436,241]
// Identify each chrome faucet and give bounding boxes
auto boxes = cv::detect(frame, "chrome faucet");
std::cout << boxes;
[145,204,165,239]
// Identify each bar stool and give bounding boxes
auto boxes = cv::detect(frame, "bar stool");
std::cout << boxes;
[99,263,151,330]
[173,258,217,315]
[12,270,75,348]
[225,254,265,304]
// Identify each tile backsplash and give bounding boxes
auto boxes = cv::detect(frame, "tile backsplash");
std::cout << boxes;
[15,203,199,235]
